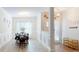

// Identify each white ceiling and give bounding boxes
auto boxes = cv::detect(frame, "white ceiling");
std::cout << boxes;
[3,7,47,17]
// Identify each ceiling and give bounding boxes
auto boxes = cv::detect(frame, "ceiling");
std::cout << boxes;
[3,7,47,17]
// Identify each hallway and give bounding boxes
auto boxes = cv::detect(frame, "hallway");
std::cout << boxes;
[0,39,48,52]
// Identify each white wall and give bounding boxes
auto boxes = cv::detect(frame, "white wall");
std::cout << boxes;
[12,17,37,40]
[37,8,50,50]
[37,13,41,41]
[0,8,12,48]
[62,8,79,40]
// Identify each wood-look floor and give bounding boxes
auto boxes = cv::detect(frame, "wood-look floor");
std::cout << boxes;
[0,39,79,52]
[55,44,79,52]
[0,39,49,52]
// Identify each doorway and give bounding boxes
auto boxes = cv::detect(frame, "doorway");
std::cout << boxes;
[54,19,62,45]
[16,22,32,38]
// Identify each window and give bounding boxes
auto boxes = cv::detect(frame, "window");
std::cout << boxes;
[16,22,32,37]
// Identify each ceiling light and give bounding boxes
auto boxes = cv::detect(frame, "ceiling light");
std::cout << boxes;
[18,11,31,17]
